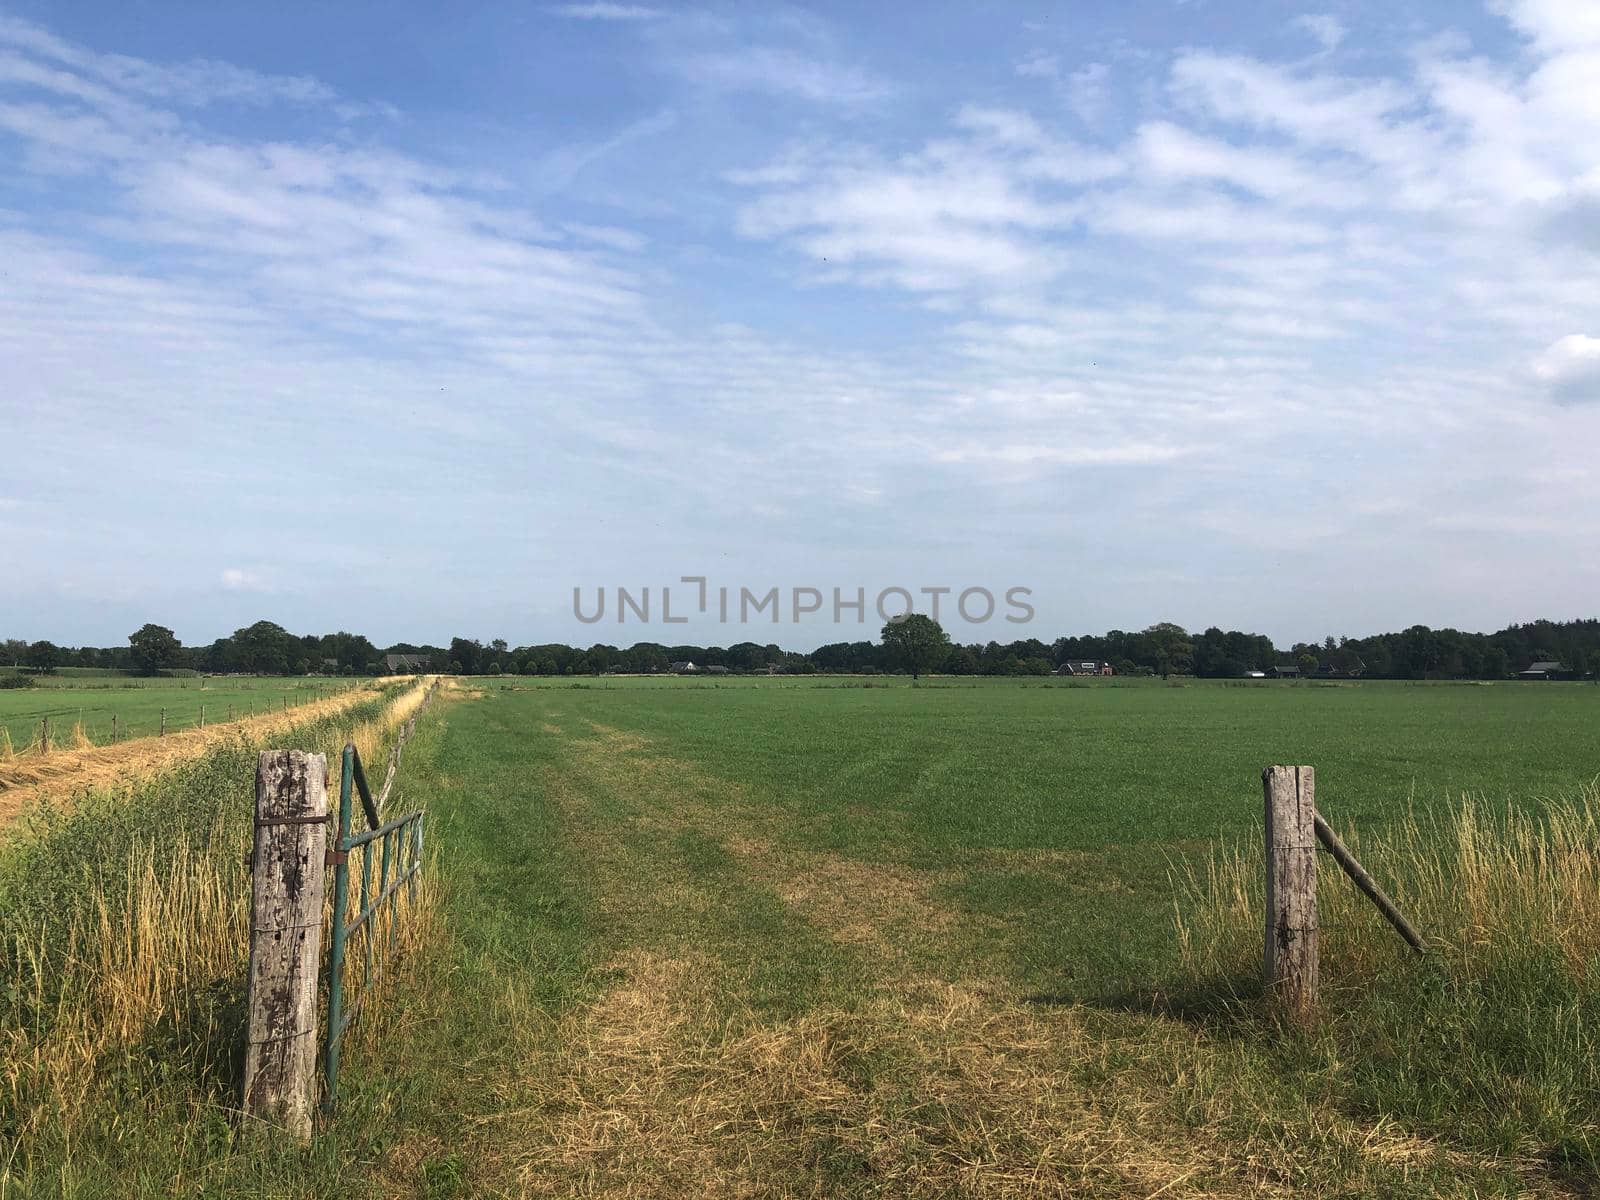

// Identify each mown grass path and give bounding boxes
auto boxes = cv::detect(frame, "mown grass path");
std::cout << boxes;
[359,682,1596,1198]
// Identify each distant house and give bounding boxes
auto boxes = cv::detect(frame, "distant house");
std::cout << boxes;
[704,665,730,675]
[1266,664,1300,678]
[1245,670,1267,679]
[1519,660,1568,680]
[1055,660,1113,676]
[384,653,432,673]
[669,661,697,673]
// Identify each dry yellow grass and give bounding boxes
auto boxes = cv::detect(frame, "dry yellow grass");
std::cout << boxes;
[478,947,1573,1198]
[1173,782,1600,987]
[2,819,248,1146]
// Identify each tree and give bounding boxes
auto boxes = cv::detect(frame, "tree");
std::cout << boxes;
[449,637,481,675]
[320,631,376,673]
[880,614,951,680]
[232,621,295,675]
[1479,645,1510,680]
[25,640,62,673]
[128,624,182,675]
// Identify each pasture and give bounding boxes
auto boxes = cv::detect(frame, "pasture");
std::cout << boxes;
[380,678,1600,1196]
[4,676,1598,1197]
[0,675,365,748]
[461,677,1600,994]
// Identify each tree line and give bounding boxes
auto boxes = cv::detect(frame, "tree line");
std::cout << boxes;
[4,617,1599,680]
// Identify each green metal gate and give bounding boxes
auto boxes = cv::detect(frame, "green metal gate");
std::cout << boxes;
[322,741,425,1111]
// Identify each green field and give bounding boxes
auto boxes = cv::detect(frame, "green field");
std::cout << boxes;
[385,679,1600,1196]
[5,677,1599,1197]
[0,676,365,746]
[454,677,1600,994]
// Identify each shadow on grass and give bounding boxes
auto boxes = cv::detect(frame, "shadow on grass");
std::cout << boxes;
[1024,970,1268,1036]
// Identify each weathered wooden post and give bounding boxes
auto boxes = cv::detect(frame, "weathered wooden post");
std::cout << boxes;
[243,751,329,1138]
[1262,765,1317,1022]
[111,713,118,741]
[160,708,166,736]
[200,704,206,730]
[39,716,48,755]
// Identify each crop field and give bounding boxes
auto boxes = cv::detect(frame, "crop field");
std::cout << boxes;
[4,676,1599,1197]
[0,675,367,748]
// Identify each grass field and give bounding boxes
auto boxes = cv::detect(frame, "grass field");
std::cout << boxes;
[384,679,1600,1196]
[460,677,1600,995]
[4,677,1598,1197]
[0,676,366,747]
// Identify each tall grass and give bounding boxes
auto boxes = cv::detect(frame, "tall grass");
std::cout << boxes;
[0,681,441,1185]
[1173,783,1600,1172]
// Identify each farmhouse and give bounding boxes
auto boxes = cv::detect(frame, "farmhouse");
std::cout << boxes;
[384,653,431,673]
[1266,664,1300,678]
[1055,660,1113,676]
[704,665,730,675]
[1519,660,1568,680]
[669,661,697,673]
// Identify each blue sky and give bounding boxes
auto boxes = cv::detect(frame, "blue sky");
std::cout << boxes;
[2,0,1598,650]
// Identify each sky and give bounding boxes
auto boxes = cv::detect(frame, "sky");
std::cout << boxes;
[2,0,1598,651]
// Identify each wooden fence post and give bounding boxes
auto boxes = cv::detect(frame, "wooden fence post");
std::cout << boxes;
[1263,765,1317,1022]
[243,751,329,1138]
[160,708,166,736]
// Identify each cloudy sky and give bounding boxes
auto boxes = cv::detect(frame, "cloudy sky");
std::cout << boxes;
[2,0,1598,650]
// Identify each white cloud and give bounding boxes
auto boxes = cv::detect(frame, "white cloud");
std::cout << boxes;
[1131,120,1360,204]
[547,3,662,19]
[1015,50,1057,79]
[1532,334,1600,401]
[1065,63,1111,126]
[677,46,889,104]
[931,441,1191,466]
[1493,0,1600,50]
[220,568,268,591]
[1292,14,1347,52]
[1013,51,1112,127]
[734,142,1071,291]
[1168,51,1431,184]
[0,15,358,111]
